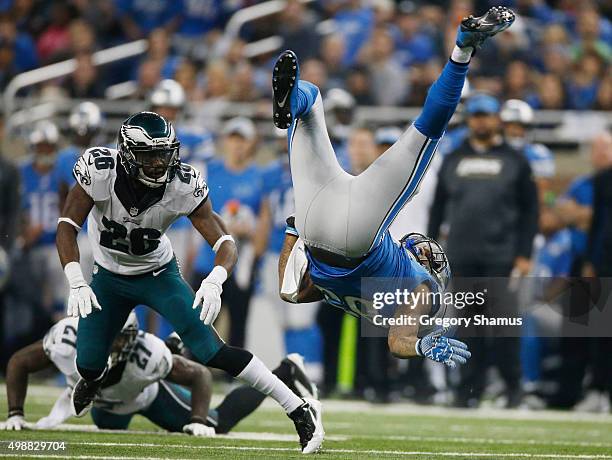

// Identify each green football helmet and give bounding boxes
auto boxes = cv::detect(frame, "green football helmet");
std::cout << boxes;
[117,111,180,187]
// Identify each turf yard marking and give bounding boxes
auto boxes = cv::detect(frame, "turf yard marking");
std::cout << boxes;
[371,434,612,449]
[6,441,612,459]
[43,425,612,449]
[0,456,174,460]
[45,424,349,441]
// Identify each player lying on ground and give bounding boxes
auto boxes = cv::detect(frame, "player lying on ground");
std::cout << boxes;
[274,7,515,367]
[1,314,317,436]
[55,111,323,453]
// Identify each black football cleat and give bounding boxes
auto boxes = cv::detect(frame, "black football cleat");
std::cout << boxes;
[71,369,107,417]
[456,6,515,49]
[288,398,324,454]
[272,50,300,129]
[282,353,319,401]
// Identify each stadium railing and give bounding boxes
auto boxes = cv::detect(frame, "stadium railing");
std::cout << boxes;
[2,40,148,117]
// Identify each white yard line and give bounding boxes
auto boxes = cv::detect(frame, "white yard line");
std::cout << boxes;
[39,424,348,442]
[0,456,176,460]
[2,442,612,459]
[14,423,612,449]
[370,434,612,449]
[10,384,612,424]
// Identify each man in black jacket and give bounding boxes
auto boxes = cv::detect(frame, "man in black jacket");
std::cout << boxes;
[428,93,539,408]
[0,114,20,373]
[583,131,612,409]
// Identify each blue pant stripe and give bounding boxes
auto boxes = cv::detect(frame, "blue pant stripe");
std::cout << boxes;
[369,137,439,251]
[287,119,299,158]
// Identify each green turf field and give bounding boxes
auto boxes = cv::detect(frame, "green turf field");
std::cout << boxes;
[1,384,611,459]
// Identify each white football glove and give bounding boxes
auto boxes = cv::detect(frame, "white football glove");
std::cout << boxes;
[1,415,29,431]
[192,266,227,325]
[183,422,216,437]
[64,262,101,318]
[67,285,101,318]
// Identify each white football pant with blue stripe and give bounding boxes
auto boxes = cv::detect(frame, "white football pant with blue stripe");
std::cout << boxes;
[289,94,438,258]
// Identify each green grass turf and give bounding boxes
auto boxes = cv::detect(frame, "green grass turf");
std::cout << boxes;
[1,384,612,459]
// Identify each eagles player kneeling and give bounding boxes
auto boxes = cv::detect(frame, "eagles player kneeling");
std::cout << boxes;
[56,112,324,453]
[2,314,318,436]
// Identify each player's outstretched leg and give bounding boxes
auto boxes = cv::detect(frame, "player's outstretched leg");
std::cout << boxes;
[272,50,318,129]
[206,345,324,453]
[146,267,324,454]
[211,354,318,434]
[340,5,515,255]
[272,50,358,255]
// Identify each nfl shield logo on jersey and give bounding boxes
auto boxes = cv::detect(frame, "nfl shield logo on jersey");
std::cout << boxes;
[129,207,139,217]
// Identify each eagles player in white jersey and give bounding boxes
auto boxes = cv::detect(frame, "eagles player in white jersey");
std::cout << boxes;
[1,314,318,436]
[55,112,323,453]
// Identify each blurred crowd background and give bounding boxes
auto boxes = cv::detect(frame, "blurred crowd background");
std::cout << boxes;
[0,0,610,110]
[0,0,611,413]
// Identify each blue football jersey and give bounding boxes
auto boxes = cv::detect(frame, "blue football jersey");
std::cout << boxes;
[193,159,265,274]
[115,0,182,34]
[532,230,573,278]
[177,0,229,37]
[523,143,555,178]
[307,231,438,321]
[262,159,294,254]
[19,159,61,246]
[55,146,81,188]
[333,7,375,66]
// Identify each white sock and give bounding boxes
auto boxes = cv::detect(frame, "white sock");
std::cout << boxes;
[237,356,303,413]
[451,45,474,64]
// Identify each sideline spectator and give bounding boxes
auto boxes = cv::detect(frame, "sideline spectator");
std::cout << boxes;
[115,0,181,40]
[552,132,612,411]
[18,121,67,318]
[428,93,539,408]
[0,114,19,373]
[278,0,320,61]
[359,26,408,106]
[62,52,104,98]
[192,117,269,349]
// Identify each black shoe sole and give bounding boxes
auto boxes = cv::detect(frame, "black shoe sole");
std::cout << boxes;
[272,50,298,129]
[461,6,514,34]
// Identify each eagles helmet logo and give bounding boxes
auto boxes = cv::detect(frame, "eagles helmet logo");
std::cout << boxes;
[117,112,181,187]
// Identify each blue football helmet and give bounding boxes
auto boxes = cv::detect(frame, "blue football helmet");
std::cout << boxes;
[401,233,451,291]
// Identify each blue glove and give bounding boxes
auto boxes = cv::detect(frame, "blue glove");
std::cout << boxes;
[416,328,471,368]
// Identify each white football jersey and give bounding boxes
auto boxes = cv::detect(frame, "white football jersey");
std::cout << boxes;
[73,147,208,275]
[43,318,173,415]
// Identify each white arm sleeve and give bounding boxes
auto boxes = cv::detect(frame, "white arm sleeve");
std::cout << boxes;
[280,237,310,303]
